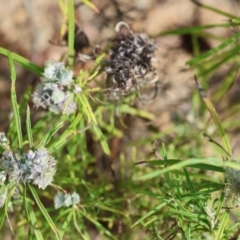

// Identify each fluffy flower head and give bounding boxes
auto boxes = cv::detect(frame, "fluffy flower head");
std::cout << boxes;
[54,191,80,209]
[0,148,57,189]
[32,60,77,115]
[43,60,73,87]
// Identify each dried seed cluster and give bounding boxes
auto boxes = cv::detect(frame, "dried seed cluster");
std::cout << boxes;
[32,61,77,115]
[105,21,158,100]
[0,148,56,189]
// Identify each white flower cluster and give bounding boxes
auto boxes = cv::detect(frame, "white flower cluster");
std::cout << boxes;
[32,61,77,115]
[0,148,56,189]
[54,191,80,209]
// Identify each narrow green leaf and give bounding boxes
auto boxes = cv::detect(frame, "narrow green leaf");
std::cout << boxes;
[132,200,172,228]
[73,210,91,240]
[26,106,34,148]
[191,0,239,19]
[81,0,99,13]
[71,118,88,161]
[0,184,7,229]
[212,66,238,102]
[144,159,224,172]
[48,113,83,152]
[8,51,23,149]
[137,158,222,181]
[8,52,16,80]
[29,185,61,240]
[29,207,45,239]
[200,45,240,77]
[183,168,195,193]
[139,159,240,181]
[203,98,232,156]
[161,143,171,183]
[19,86,32,116]
[31,112,54,136]
[92,123,110,155]
[82,212,116,239]
[119,104,155,120]
[215,191,225,219]
[186,223,191,239]
[23,185,44,239]
[168,209,205,219]
[155,23,240,37]
[0,183,15,230]
[59,210,73,238]
[0,47,42,74]
[187,31,240,66]
[58,0,68,16]
[78,94,97,124]
[38,121,64,148]
[94,204,126,216]
[195,77,232,155]
[215,209,229,239]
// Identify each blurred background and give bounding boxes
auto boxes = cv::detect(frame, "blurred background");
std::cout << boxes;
[2,1,240,239]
